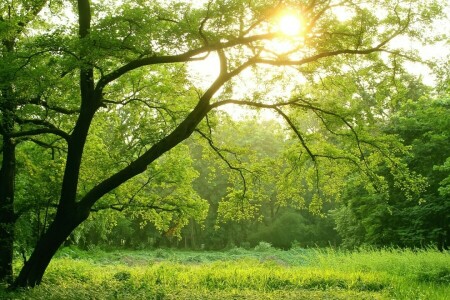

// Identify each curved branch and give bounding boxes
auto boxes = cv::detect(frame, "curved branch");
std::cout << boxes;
[195,129,248,197]
[210,98,316,162]
[90,203,181,213]
[11,128,70,141]
[255,46,386,66]
[210,98,299,110]
[26,98,79,115]
[274,107,316,163]
[95,33,276,91]
[17,137,66,152]
[15,118,58,129]
[198,1,213,46]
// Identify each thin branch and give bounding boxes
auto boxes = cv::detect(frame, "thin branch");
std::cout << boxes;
[156,17,179,24]
[26,98,79,115]
[290,99,370,168]
[195,129,248,197]
[15,117,58,129]
[90,203,181,213]
[273,105,317,160]
[18,137,66,152]
[13,117,71,141]
[198,1,213,46]
[239,0,283,37]
[122,174,157,209]
[255,46,386,66]
[209,98,316,162]
[304,0,332,34]
[210,98,300,110]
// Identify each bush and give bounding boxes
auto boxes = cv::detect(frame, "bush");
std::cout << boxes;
[254,241,273,252]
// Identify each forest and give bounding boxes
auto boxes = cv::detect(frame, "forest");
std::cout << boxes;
[1,0,449,298]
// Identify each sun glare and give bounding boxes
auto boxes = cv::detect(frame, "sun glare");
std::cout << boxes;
[188,53,221,89]
[278,14,302,36]
[331,6,355,22]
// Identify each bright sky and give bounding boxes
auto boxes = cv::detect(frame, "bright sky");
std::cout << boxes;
[38,0,449,119]
[188,2,449,119]
[188,11,307,120]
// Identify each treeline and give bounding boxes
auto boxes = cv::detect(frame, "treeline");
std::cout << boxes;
[14,97,450,252]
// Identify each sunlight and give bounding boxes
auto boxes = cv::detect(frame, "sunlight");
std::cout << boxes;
[188,54,249,119]
[263,11,305,56]
[278,13,302,36]
[331,6,355,22]
[188,53,221,90]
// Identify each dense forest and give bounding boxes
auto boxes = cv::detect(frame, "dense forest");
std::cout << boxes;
[1,0,449,290]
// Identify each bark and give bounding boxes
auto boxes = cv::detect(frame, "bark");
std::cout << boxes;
[11,0,100,287]
[0,135,16,283]
[0,1,48,281]
[12,206,89,287]
[11,100,97,288]
[0,80,17,283]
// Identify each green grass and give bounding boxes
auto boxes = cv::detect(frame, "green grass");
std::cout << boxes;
[1,246,449,299]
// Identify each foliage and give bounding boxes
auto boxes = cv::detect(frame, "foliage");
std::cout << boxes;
[248,211,338,249]
[333,97,450,249]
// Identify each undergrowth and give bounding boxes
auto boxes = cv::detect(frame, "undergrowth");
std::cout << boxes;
[1,246,448,299]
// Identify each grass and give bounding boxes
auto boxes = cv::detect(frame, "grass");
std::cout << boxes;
[1,245,449,299]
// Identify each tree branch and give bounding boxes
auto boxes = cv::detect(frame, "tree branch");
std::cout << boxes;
[11,128,70,141]
[26,98,79,115]
[90,203,181,213]
[18,137,66,153]
[255,46,386,66]
[198,1,213,46]
[95,33,276,91]
[195,129,248,197]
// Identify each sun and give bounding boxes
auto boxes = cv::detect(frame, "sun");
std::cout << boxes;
[278,13,302,36]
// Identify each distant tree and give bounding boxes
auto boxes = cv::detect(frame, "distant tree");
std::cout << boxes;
[334,97,450,249]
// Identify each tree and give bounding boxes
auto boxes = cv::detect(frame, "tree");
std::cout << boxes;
[0,0,443,287]
[1,0,51,283]
[333,96,450,249]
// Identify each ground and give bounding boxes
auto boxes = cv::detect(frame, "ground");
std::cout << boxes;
[1,246,449,299]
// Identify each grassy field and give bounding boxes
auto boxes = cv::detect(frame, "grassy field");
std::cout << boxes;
[1,245,449,299]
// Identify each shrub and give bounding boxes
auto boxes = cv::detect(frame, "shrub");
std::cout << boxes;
[254,241,273,252]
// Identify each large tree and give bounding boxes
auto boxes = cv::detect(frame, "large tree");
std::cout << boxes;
[0,0,50,282]
[0,0,443,287]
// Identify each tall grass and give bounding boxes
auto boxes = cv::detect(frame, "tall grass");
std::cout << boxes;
[1,246,449,299]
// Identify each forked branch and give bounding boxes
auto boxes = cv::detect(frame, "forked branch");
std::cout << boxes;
[195,129,248,197]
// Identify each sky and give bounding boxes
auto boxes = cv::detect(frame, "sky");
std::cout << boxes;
[38,0,449,119]
[187,2,449,119]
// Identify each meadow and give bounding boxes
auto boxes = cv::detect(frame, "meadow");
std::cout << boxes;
[1,244,449,299]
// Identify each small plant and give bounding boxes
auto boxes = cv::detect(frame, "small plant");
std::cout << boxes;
[291,240,302,249]
[154,248,170,259]
[113,271,131,281]
[227,246,247,255]
[254,241,273,252]
[240,242,251,249]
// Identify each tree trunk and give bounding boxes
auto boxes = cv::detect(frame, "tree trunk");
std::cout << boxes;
[12,206,88,288]
[0,83,17,283]
[0,136,16,283]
